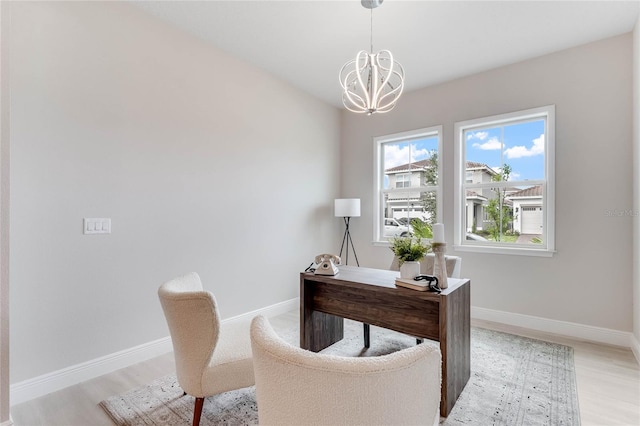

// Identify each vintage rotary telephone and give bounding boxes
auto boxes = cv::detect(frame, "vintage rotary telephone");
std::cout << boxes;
[312,253,341,276]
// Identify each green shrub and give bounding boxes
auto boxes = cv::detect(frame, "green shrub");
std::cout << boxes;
[410,218,433,239]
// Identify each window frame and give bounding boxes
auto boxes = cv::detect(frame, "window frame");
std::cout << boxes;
[373,125,443,245]
[453,105,555,257]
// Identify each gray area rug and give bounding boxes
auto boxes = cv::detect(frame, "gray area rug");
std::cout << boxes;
[100,320,580,425]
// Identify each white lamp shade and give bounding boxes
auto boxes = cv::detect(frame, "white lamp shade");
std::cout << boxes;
[334,198,361,217]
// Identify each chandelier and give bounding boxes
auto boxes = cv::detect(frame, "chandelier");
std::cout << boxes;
[339,0,405,115]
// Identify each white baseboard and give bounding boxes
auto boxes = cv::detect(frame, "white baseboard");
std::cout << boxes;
[11,299,634,406]
[220,297,299,325]
[472,306,633,349]
[10,297,299,406]
[10,336,173,406]
[631,334,640,366]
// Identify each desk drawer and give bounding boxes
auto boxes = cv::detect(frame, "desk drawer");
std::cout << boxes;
[310,281,441,340]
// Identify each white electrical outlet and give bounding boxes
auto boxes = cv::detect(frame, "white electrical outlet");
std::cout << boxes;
[83,218,111,235]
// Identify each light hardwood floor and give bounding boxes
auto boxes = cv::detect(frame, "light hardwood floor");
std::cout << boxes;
[10,311,640,426]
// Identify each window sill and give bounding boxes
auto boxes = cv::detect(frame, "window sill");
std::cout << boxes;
[453,244,555,257]
[373,239,435,248]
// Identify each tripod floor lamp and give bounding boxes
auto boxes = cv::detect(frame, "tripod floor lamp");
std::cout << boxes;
[335,198,360,266]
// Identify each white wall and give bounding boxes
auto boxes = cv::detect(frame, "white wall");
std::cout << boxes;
[0,1,10,422]
[341,34,633,332]
[633,14,640,358]
[9,1,341,384]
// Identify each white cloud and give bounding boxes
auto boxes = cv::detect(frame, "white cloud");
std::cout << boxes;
[472,137,501,150]
[467,131,489,141]
[384,143,431,169]
[504,134,544,159]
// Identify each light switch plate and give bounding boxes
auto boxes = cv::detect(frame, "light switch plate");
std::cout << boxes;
[84,218,111,235]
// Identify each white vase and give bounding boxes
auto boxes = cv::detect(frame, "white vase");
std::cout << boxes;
[400,261,420,279]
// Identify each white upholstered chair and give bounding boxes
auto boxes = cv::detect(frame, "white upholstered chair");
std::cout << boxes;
[250,315,442,426]
[158,272,254,426]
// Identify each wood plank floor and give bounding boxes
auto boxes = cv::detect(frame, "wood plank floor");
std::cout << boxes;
[10,311,640,426]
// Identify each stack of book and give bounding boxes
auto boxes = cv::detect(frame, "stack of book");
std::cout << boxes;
[394,277,431,291]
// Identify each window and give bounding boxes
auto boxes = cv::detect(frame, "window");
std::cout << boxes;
[374,126,443,244]
[395,173,412,188]
[454,106,555,256]
[465,171,473,183]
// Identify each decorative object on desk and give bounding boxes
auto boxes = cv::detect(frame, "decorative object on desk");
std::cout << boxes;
[399,261,420,279]
[395,275,440,292]
[432,222,445,243]
[431,222,448,289]
[313,253,341,276]
[389,236,430,279]
[100,321,580,426]
[335,198,360,266]
[432,242,448,289]
[339,0,404,115]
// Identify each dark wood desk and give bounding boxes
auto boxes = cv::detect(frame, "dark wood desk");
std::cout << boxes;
[300,265,470,417]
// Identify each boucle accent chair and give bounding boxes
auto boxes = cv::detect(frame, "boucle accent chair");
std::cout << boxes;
[250,315,442,426]
[158,272,254,426]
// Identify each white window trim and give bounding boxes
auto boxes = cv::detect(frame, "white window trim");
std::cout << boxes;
[373,125,443,246]
[453,105,555,257]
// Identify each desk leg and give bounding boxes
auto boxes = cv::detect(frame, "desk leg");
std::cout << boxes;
[363,323,370,348]
[300,278,344,352]
[439,280,471,417]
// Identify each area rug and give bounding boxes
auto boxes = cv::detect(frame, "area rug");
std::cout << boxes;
[100,320,580,426]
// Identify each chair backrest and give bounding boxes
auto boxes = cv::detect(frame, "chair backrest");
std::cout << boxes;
[390,253,462,278]
[250,315,442,426]
[158,272,220,396]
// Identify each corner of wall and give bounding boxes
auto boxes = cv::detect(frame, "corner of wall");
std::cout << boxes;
[632,333,640,366]
[634,12,640,355]
[0,1,10,423]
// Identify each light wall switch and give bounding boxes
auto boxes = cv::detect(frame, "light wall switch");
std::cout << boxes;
[84,218,111,235]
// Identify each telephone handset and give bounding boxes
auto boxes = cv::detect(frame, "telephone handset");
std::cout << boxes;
[314,253,341,276]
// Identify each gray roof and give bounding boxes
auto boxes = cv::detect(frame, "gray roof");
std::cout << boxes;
[386,160,494,173]
[508,185,543,198]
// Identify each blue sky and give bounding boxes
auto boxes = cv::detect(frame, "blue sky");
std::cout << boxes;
[383,136,438,170]
[383,120,545,182]
[465,119,545,181]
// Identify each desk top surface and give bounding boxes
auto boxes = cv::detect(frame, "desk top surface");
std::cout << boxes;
[302,265,468,295]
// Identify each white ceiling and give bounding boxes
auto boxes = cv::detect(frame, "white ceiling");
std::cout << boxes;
[132,0,640,108]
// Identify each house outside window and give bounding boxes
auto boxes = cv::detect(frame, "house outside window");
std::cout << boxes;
[374,126,443,244]
[453,105,555,256]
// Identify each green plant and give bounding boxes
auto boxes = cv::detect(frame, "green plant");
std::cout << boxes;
[410,218,433,239]
[486,164,514,241]
[389,237,430,266]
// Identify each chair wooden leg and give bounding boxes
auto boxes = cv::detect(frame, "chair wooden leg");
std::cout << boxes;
[193,397,204,426]
[363,323,370,348]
